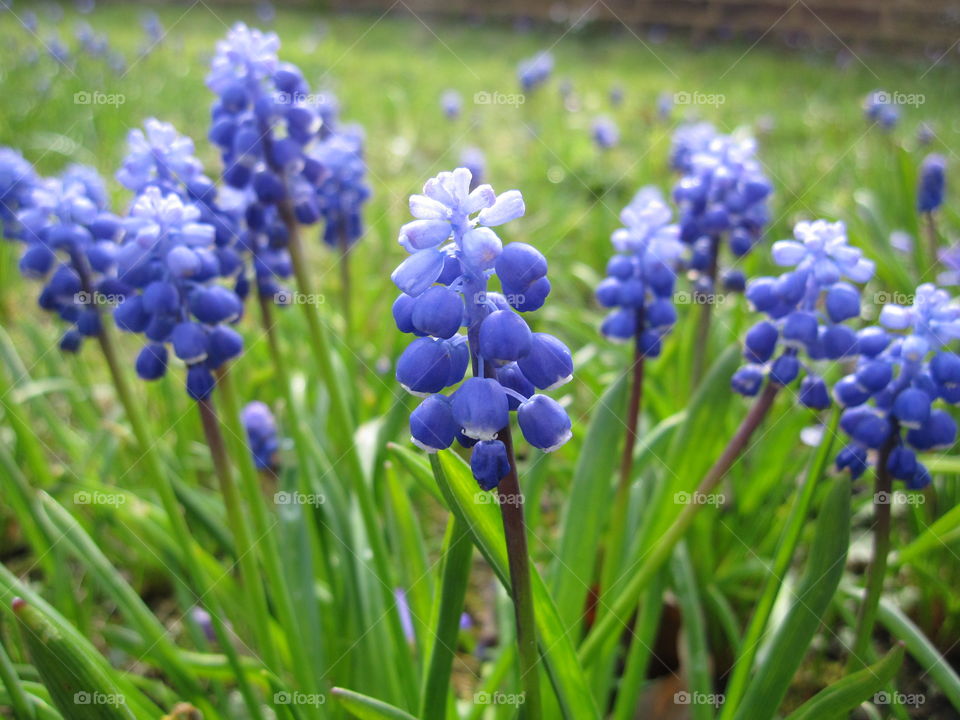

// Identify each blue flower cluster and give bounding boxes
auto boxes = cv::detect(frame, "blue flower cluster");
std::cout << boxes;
[672,130,772,293]
[310,125,370,248]
[441,90,462,120]
[15,165,124,352]
[241,400,279,469]
[733,220,875,405]
[113,187,243,400]
[0,147,38,237]
[918,154,946,214]
[834,284,960,487]
[863,90,900,130]
[392,168,573,490]
[669,122,715,174]
[592,116,619,150]
[596,187,684,354]
[517,52,553,93]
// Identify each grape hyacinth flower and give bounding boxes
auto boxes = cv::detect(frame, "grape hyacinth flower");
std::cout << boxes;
[733,220,874,405]
[0,147,38,237]
[517,51,553,94]
[241,401,279,470]
[311,126,370,250]
[392,167,572,489]
[592,116,620,150]
[113,187,243,400]
[669,122,715,173]
[918,154,946,214]
[441,89,462,120]
[597,187,683,352]
[16,166,124,352]
[863,90,900,130]
[834,284,960,488]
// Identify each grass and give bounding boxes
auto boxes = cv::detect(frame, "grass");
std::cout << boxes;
[0,3,959,719]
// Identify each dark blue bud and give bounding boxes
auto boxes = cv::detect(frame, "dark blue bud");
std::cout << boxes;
[596,278,621,307]
[782,311,818,348]
[186,364,216,401]
[471,440,511,491]
[517,394,572,452]
[907,409,957,450]
[392,293,418,334]
[145,313,177,343]
[444,336,470,387]
[517,333,573,390]
[907,463,931,490]
[744,321,778,363]
[19,244,56,278]
[452,377,509,441]
[396,337,453,395]
[601,308,636,342]
[437,253,462,285]
[857,327,890,358]
[606,255,633,280]
[87,241,117,273]
[930,352,960,388]
[836,444,868,479]
[722,269,746,293]
[646,260,676,297]
[892,388,931,429]
[825,283,860,322]
[887,446,918,481]
[855,360,893,393]
[47,265,82,298]
[852,412,892,448]
[59,329,82,353]
[509,276,551,312]
[770,353,800,385]
[223,163,252,189]
[617,278,645,308]
[411,286,463,339]
[142,281,180,316]
[189,285,242,325]
[834,376,871,407]
[745,277,778,313]
[76,309,101,337]
[495,242,547,290]
[732,365,764,396]
[639,330,662,357]
[114,295,150,333]
[798,375,831,409]
[206,325,243,368]
[479,310,532,363]
[135,343,167,380]
[497,363,535,411]
[253,171,286,204]
[917,154,945,213]
[410,394,457,452]
[171,322,209,363]
[821,325,858,360]
[220,82,249,113]
[774,271,807,307]
[646,298,677,330]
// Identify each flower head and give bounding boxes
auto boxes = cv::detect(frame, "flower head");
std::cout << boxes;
[517,52,553,93]
[310,125,370,248]
[592,116,619,150]
[393,168,572,489]
[863,90,900,130]
[241,401,279,469]
[117,118,206,195]
[0,147,39,233]
[917,154,946,214]
[441,90,462,120]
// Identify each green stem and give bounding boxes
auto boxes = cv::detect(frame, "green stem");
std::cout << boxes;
[197,392,280,673]
[0,629,36,720]
[720,405,840,716]
[496,425,542,720]
[848,425,899,672]
[420,482,473,720]
[580,382,780,664]
[338,230,352,339]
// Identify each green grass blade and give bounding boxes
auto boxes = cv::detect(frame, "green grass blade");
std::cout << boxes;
[332,687,420,720]
[733,476,851,720]
[784,644,904,720]
[671,542,715,720]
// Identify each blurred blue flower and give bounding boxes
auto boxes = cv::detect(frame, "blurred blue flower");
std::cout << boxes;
[0,147,38,234]
[917,153,946,213]
[310,125,370,248]
[669,122,715,173]
[117,119,206,195]
[863,90,900,130]
[393,168,572,489]
[592,116,619,150]
[241,400,279,469]
[517,51,553,93]
[441,89,462,120]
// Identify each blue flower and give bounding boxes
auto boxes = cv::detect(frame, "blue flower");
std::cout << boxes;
[117,119,206,195]
[592,116,619,150]
[835,284,960,487]
[241,401,279,469]
[517,52,553,93]
[441,90,462,120]
[114,187,243,399]
[392,168,573,489]
[0,147,38,234]
[669,122,716,173]
[863,90,900,130]
[734,220,874,404]
[917,154,946,214]
[597,187,683,354]
[310,125,370,248]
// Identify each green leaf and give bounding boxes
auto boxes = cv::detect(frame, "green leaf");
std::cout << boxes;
[333,687,420,720]
[433,450,601,720]
[784,644,904,720]
[550,373,627,632]
[734,476,850,720]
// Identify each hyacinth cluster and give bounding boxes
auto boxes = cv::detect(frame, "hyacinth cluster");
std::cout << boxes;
[863,90,900,130]
[13,163,125,352]
[918,154,946,214]
[591,116,619,150]
[596,188,683,354]
[206,23,368,292]
[834,285,960,488]
[672,128,772,292]
[241,401,280,469]
[517,52,553,93]
[0,147,38,236]
[391,168,573,490]
[732,220,875,406]
[669,122,716,174]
